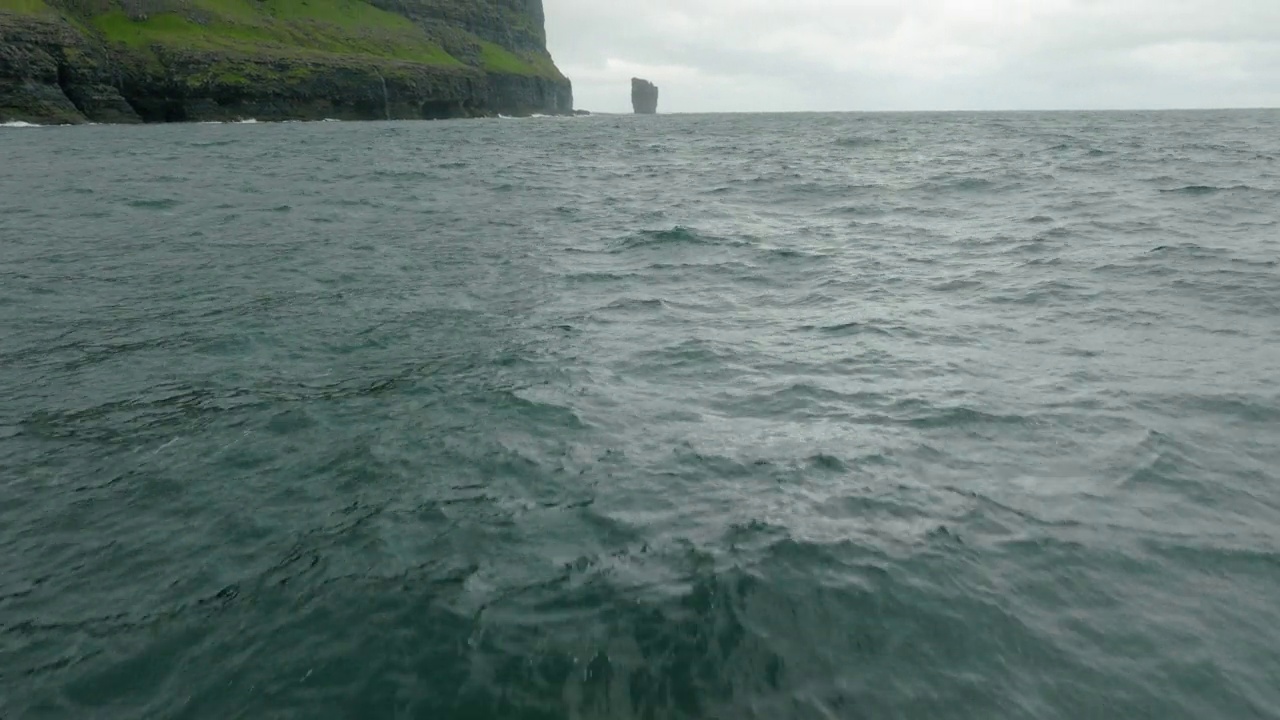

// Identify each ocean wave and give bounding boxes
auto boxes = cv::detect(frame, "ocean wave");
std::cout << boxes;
[563,270,638,284]
[615,225,736,250]
[929,279,984,292]
[598,296,669,312]
[833,134,883,148]
[796,319,895,336]
[69,522,1237,720]
[828,203,889,217]
[1159,184,1259,195]
[1145,242,1226,255]
[1177,394,1280,423]
[712,382,890,418]
[6,108,1280,720]
[914,177,1000,193]
[760,245,831,261]
[631,337,740,366]
[1046,142,1116,156]
[2,120,43,128]
[371,169,434,180]
[900,405,1034,429]
[125,198,182,210]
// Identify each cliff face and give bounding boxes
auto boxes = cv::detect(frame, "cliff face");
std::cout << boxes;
[0,0,571,123]
[631,77,656,115]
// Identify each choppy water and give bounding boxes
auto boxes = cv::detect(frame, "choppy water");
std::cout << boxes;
[2,111,1279,719]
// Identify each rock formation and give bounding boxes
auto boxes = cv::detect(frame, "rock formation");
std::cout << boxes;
[0,0,572,124]
[631,77,657,115]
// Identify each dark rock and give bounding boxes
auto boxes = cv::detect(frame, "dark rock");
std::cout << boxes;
[631,77,657,115]
[1,14,138,124]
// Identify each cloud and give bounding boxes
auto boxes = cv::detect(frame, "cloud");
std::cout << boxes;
[542,0,1280,112]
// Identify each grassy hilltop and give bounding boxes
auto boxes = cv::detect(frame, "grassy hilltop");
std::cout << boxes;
[0,0,571,122]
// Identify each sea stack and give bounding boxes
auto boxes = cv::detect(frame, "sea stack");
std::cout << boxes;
[632,78,659,114]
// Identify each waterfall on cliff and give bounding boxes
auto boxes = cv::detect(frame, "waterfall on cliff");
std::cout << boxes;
[376,72,390,121]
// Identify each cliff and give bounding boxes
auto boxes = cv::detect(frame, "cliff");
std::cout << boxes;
[0,0,571,123]
[631,77,656,115]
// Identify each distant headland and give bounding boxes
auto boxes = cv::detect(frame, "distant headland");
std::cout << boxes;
[0,0,573,124]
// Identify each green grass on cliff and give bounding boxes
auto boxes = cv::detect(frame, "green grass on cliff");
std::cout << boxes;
[478,40,559,77]
[0,0,52,15]
[179,58,316,88]
[7,0,564,80]
[199,0,415,32]
[91,0,462,67]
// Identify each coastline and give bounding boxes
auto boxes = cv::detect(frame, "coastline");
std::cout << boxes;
[2,112,587,127]
[0,1,573,126]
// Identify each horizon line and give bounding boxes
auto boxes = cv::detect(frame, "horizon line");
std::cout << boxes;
[578,106,1280,115]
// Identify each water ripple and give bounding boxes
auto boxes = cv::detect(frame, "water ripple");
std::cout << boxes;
[2,110,1279,719]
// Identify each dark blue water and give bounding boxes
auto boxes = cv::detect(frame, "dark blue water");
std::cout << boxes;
[2,111,1279,719]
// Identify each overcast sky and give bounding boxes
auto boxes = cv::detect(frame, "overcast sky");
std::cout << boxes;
[543,0,1280,113]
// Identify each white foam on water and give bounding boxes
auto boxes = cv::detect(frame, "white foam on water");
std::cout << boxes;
[1,120,42,128]
[234,118,260,124]
[497,113,573,120]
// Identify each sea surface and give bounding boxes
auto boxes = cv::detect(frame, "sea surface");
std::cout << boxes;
[2,110,1279,719]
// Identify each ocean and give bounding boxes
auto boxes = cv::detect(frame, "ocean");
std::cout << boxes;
[2,110,1278,719]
